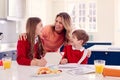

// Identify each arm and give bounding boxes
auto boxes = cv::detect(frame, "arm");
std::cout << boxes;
[17,40,31,65]
[87,49,91,58]
[60,46,68,64]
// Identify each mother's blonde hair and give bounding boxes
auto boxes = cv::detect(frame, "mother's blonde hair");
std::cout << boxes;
[55,12,72,44]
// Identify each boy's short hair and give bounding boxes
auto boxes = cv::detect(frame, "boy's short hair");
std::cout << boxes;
[72,29,89,45]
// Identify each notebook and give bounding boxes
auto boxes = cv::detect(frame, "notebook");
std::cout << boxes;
[44,52,62,65]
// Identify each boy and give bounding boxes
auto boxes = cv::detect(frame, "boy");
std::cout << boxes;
[60,29,91,64]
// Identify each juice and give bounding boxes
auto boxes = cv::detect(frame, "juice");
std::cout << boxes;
[3,60,11,69]
[95,64,104,74]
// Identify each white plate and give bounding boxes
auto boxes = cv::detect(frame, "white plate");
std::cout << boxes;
[31,72,61,77]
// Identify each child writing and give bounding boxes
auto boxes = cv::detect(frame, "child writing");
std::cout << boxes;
[17,17,47,66]
[60,29,91,64]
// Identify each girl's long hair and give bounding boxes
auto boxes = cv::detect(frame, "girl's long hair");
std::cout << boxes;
[26,17,45,59]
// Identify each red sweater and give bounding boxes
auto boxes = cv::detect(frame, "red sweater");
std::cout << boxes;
[63,45,88,64]
[17,39,38,65]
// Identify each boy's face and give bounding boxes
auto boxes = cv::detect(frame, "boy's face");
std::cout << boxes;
[71,35,83,47]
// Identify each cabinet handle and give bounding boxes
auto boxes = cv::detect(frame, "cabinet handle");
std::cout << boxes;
[105,52,108,55]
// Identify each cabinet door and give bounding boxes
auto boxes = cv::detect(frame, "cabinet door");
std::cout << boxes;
[7,0,25,19]
[0,0,6,18]
[0,53,4,59]
[88,51,106,64]
[0,50,16,60]
[106,52,120,65]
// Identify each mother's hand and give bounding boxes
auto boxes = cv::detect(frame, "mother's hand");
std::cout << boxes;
[19,33,27,40]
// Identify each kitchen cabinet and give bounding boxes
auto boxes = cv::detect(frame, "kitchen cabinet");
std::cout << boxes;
[88,51,120,65]
[0,0,25,20]
[0,43,17,60]
[88,45,120,65]
[0,50,17,60]
[0,0,7,18]
[7,0,26,20]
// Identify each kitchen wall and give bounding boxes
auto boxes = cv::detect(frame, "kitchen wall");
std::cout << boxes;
[0,21,18,43]
[114,0,120,45]
[92,0,114,43]
[50,0,115,44]
[20,0,119,45]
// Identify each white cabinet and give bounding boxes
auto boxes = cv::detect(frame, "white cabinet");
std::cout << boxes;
[0,0,7,18]
[0,0,25,21]
[7,0,26,20]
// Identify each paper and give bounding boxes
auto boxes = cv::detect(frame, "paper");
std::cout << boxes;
[66,65,95,75]
[44,52,62,65]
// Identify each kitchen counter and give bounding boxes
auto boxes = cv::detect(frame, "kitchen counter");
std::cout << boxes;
[89,45,120,52]
[87,41,112,43]
[0,43,17,52]
[0,61,120,80]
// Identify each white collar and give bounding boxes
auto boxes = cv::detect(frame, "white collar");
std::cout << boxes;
[35,37,38,44]
[72,46,85,52]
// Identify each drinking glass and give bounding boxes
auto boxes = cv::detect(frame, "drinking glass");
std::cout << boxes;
[2,57,12,69]
[94,60,105,74]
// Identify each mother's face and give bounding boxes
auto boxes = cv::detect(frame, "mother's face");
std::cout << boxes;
[54,16,64,33]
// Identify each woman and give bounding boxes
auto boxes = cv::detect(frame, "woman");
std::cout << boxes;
[41,12,72,52]
[17,17,47,66]
[20,12,72,52]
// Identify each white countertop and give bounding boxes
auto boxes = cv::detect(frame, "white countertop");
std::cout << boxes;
[0,61,120,80]
[89,45,120,52]
[87,41,112,43]
[0,43,17,52]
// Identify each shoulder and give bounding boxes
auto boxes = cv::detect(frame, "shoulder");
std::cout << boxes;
[42,25,54,34]
[64,44,72,48]
[43,25,53,30]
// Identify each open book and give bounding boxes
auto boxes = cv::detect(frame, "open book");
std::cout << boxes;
[44,52,62,65]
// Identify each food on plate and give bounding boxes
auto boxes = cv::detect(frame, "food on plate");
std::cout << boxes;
[37,67,62,75]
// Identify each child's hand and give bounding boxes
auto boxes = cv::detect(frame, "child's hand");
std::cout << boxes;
[87,49,91,58]
[60,58,68,64]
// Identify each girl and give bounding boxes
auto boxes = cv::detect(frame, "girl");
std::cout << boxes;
[17,17,47,66]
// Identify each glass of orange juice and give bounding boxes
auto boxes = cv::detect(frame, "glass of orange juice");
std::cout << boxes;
[2,57,12,69]
[94,60,105,74]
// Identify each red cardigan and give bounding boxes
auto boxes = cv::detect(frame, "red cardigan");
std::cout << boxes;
[63,45,88,64]
[17,39,38,65]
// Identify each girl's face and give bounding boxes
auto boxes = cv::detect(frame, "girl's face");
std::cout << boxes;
[35,22,43,36]
[54,16,64,33]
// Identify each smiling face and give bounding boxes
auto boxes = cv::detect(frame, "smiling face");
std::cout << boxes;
[54,16,64,33]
